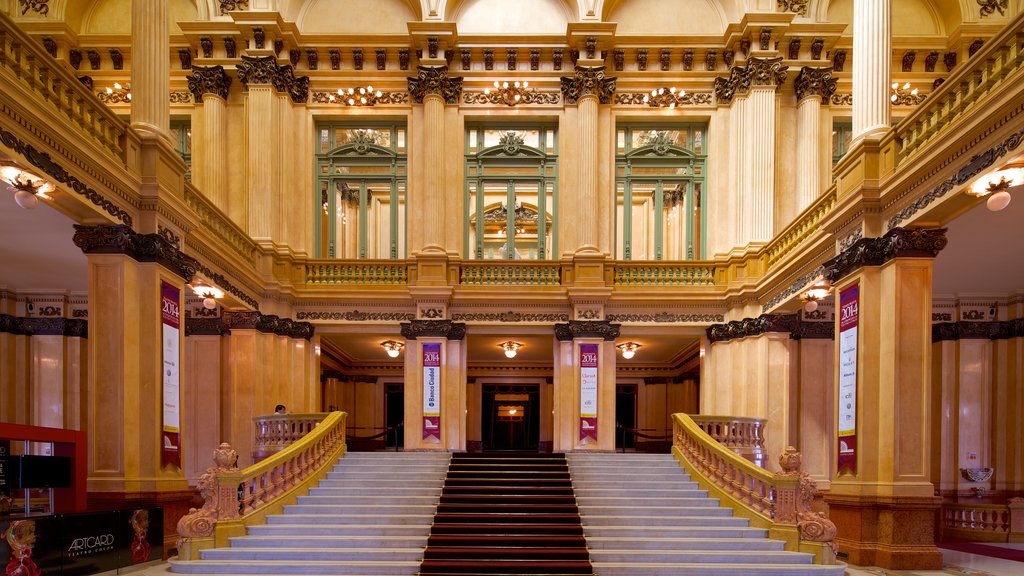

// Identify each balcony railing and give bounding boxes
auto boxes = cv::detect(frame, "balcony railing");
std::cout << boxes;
[306,260,409,284]
[460,261,562,285]
[941,500,1024,542]
[689,415,767,468]
[614,262,718,286]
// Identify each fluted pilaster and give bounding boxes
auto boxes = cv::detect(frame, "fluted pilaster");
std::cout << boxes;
[131,0,169,138]
[199,95,227,210]
[745,87,775,243]
[853,0,891,140]
[423,93,445,250]
[796,97,822,211]
[577,94,598,249]
[245,86,273,239]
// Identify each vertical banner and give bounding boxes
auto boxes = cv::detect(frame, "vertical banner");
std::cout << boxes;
[579,343,599,442]
[422,343,441,441]
[160,281,181,468]
[837,284,859,475]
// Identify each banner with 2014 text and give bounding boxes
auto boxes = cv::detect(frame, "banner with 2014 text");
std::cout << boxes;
[579,343,599,443]
[422,343,441,441]
[838,284,859,475]
[160,282,181,469]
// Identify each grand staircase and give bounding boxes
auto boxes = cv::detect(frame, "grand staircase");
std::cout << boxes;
[169,452,450,575]
[419,452,593,575]
[567,453,847,576]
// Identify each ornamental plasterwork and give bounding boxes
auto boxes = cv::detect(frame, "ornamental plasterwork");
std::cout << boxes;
[482,202,538,223]
[72,224,199,282]
[822,227,947,284]
[236,55,279,86]
[170,91,193,103]
[187,65,232,103]
[614,92,713,106]
[777,0,808,16]
[553,320,621,341]
[978,0,1008,17]
[311,92,410,105]
[407,66,464,104]
[714,58,788,105]
[296,310,415,321]
[451,311,571,322]
[462,91,561,106]
[888,126,1024,230]
[18,0,49,16]
[794,67,837,102]
[498,131,525,155]
[605,313,726,323]
[219,0,248,14]
[560,66,617,105]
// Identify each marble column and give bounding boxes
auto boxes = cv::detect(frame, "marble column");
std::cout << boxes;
[794,67,838,211]
[187,66,232,211]
[0,317,30,425]
[408,65,462,253]
[551,321,619,452]
[822,227,946,569]
[742,58,787,245]
[400,320,467,451]
[130,0,169,138]
[182,320,227,486]
[853,0,891,140]
[560,65,615,252]
[236,56,279,240]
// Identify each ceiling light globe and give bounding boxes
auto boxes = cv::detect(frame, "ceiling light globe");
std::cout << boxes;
[504,348,517,359]
[987,190,1012,212]
[804,300,819,313]
[386,348,400,358]
[203,297,217,310]
[14,190,38,209]
[621,348,635,360]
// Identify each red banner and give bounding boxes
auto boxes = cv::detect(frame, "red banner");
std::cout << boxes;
[160,282,181,468]
[579,344,598,442]
[838,284,859,475]
[422,343,441,441]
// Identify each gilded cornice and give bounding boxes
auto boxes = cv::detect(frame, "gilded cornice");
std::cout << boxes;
[400,319,467,340]
[407,65,463,104]
[554,320,621,341]
[184,317,229,336]
[0,314,87,338]
[298,310,415,322]
[707,313,831,343]
[794,66,837,102]
[186,65,232,103]
[72,224,199,282]
[822,227,948,284]
[221,310,314,339]
[560,66,616,105]
[933,319,1023,342]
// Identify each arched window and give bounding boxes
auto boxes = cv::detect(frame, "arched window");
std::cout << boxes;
[464,126,558,260]
[615,125,707,260]
[315,123,407,259]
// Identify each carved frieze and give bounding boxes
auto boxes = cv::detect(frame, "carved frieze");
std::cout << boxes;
[606,313,725,323]
[778,0,808,16]
[73,224,199,282]
[0,314,87,338]
[560,66,616,105]
[407,65,464,104]
[706,313,829,343]
[978,0,1008,17]
[933,319,1024,342]
[219,1,248,14]
[187,65,232,103]
[554,320,621,341]
[794,66,836,102]
[195,263,260,311]
[400,319,467,340]
[452,311,571,322]
[0,127,133,225]
[822,227,947,284]
[463,90,560,106]
[296,310,414,321]
[19,0,50,16]
[185,317,230,336]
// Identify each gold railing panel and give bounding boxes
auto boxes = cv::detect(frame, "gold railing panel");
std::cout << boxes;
[306,260,409,284]
[460,261,562,285]
[176,411,347,559]
[763,187,837,269]
[0,13,127,160]
[613,262,718,286]
[184,183,258,265]
[672,413,839,564]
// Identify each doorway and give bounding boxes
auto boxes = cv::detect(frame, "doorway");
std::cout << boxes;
[385,383,404,449]
[616,384,637,451]
[482,384,540,451]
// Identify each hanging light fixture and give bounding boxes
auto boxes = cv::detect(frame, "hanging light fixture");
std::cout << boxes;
[190,282,224,310]
[499,341,522,359]
[889,82,924,105]
[484,80,531,106]
[643,87,686,108]
[102,82,132,103]
[381,340,404,358]
[967,165,1023,212]
[801,281,832,313]
[616,342,641,360]
[1,165,54,209]
[328,86,382,106]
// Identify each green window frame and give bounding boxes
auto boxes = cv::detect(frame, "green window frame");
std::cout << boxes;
[832,121,853,167]
[170,120,191,181]
[615,125,708,260]
[314,123,407,259]
[464,126,558,260]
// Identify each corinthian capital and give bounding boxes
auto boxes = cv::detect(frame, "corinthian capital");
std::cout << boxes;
[746,57,789,88]
[794,66,837,102]
[560,66,616,104]
[187,65,232,103]
[407,65,463,104]
[236,55,278,87]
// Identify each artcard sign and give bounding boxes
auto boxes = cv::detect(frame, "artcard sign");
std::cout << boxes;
[838,284,859,475]
[161,281,181,468]
[579,343,599,443]
[422,343,441,441]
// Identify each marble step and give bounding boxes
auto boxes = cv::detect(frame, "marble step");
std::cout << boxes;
[229,535,427,548]
[296,495,440,506]
[584,536,785,551]
[200,547,424,562]
[573,488,708,498]
[576,497,719,507]
[577,505,734,517]
[590,563,847,576]
[169,559,421,575]
[579,514,748,527]
[247,524,431,537]
[266,514,436,525]
[584,526,768,539]
[282,504,438,515]
[587,550,815,565]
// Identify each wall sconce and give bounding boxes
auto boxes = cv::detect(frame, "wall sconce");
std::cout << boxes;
[644,87,686,108]
[381,340,404,358]
[967,166,1023,212]
[890,82,924,105]
[801,281,832,313]
[1,165,54,209]
[102,82,132,103]
[329,86,381,106]
[484,80,530,106]
[499,340,522,358]
[190,282,224,310]
[617,342,641,359]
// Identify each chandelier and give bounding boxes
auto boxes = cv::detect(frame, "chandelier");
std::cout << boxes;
[616,342,641,359]
[381,340,404,358]
[889,82,924,106]
[484,80,530,106]
[329,86,382,106]
[102,82,132,103]
[644,87,686,108]
[190,282,224,310]
[1,165,53,209]
[801,281,832,313]
[967,165,1023,212]
[499,341,522,359]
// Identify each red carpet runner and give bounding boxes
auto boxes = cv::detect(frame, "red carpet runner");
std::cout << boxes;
[419,452,594,575]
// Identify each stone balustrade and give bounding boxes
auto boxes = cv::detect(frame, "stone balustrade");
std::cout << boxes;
[689,414,767,468]
[460,261,562,285]
[673,412,838,564]
[941,498,1024,542]
[252,412,330,461]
